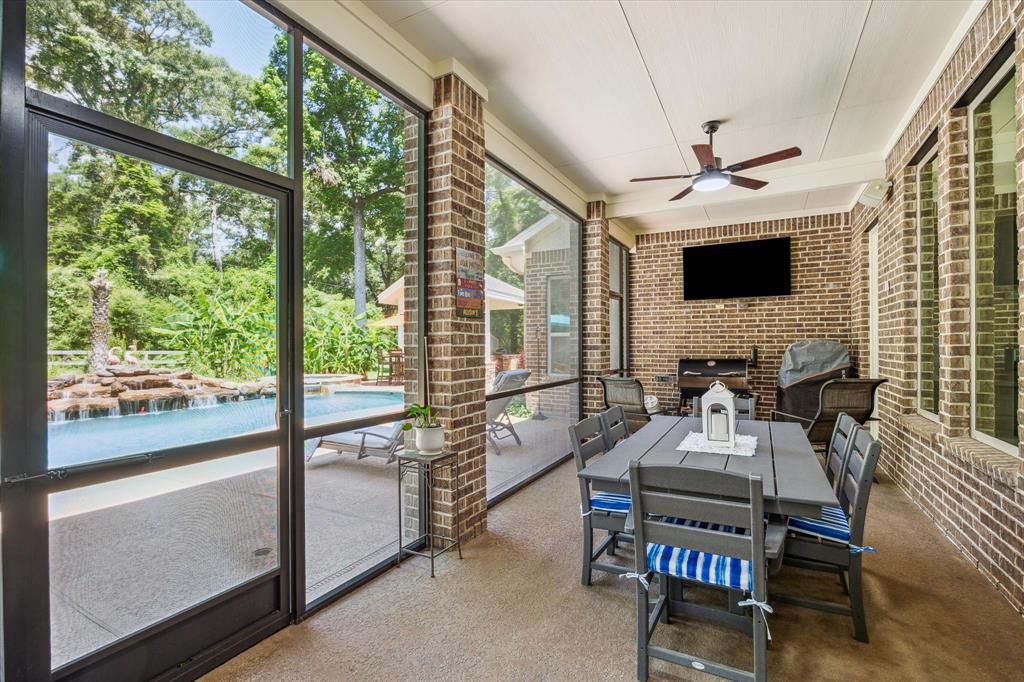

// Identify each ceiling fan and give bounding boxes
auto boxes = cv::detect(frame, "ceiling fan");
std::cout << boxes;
[631,121,801,201]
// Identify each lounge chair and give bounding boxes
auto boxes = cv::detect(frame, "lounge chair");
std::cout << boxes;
[486,368,531,455]
[315,422,405,463]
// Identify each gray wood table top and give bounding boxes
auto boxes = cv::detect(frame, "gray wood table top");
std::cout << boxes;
[578,416,838,518]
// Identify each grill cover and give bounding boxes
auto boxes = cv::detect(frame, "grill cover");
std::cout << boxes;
[776,340,851,420]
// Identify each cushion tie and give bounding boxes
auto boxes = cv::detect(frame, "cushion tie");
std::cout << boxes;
[849,544,877,555]
[622,571,650,591]
[737,598,774,641]
[580,505,592,518]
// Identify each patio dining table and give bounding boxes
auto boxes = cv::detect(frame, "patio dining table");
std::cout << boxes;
[578,415,838,518]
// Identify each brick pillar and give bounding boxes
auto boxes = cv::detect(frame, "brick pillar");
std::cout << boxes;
[1015,31,1024,469]
[582,200,610,417]
[936,108,972,441]
[425,73,487,541]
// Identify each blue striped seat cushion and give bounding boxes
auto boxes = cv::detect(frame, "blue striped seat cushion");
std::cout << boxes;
[589,491,631,513]
[787,505,851,543]
[645,517,751,591]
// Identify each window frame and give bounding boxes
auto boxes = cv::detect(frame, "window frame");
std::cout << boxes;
[915,144,940,423]
[546,274,574,377]
[967,56,1019,456]
[609,238,629,374]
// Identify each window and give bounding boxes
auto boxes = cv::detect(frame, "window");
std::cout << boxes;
[547,276,574,375]
[916,147,939,418]
[970,64,1019,452]
[483,159,581,500]
[609,239,629,372]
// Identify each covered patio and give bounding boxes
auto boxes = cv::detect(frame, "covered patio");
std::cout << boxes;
[3,0,1024,680]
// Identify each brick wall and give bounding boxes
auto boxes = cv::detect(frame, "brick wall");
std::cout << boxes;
[425,73,487,542]
[628,214,853,418]
[848,0,1024,614]
[582,201,610,417]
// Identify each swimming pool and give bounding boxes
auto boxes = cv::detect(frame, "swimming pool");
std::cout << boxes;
[48,391,404,468]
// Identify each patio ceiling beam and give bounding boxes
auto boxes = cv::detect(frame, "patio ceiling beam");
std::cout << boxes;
[603,153,886,219]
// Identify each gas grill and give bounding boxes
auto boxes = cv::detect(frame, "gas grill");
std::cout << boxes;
[676,357,751,415]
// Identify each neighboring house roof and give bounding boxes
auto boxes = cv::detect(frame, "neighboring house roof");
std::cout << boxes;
[378,274,524,312]
[490,212,569,275]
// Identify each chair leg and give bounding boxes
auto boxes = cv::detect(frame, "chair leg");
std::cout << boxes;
[636,581,649,681]
[581,520,593,587]
[849,557,869,643]
[507,417,523,445]
[753,602,768,682]
[608,530,617,557]
[486,429,502,456]
[659,574,670,623]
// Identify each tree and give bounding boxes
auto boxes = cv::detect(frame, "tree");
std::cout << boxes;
[264,36,406,324]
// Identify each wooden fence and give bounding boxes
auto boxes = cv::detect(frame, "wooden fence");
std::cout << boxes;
[48,350,187,372]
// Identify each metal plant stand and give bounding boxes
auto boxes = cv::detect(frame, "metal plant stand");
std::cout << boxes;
[396,449,462,577]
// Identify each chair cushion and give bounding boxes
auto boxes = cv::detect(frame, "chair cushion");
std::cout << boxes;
[646,517,752,591]
[787,505,851,543]
[589,491,631,513]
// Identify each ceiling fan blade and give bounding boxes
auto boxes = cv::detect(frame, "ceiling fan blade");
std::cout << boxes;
[691,143,716,168]
[726,146,801,173]
[669,185,694,201]
[630,174,693,182]
[729,175,768,190]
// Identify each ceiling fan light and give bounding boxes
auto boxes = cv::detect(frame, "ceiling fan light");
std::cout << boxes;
[692,170,730,192]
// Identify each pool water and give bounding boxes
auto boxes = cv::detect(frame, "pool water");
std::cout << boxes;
[48,391,404,468]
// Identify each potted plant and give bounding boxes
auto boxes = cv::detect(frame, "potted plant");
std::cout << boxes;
[403,403,444,454]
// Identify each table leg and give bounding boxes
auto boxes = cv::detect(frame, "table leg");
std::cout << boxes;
[454,455,463,560]
[396,462,403,567]
[426,464,435,578]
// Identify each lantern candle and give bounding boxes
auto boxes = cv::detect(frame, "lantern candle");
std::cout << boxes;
[710,411,728,441]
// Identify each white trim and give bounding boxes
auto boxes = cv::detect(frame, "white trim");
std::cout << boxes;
[967,58,1019,456]
[915,144,939,421]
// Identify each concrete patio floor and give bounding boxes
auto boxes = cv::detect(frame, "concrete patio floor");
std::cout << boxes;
[201,458,1024,682]
[49,414,573,668]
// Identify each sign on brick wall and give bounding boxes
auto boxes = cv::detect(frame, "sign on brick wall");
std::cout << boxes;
[456,247,484,318]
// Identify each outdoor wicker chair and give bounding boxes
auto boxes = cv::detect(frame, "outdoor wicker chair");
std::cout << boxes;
[771,378,885,446]
[597,375,661,431]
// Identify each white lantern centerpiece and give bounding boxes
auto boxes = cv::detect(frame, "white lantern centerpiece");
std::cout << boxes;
[701,380,737,448]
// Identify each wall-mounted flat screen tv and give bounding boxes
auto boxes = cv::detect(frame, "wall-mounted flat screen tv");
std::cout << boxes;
[683,237,791,300]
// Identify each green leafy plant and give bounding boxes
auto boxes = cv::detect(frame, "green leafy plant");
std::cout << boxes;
[402,403,439,430]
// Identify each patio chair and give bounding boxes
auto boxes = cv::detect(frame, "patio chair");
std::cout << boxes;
[570,415,633,586]
[691,392,759,420]
[772,427,882,642]
[627,462,775,682]
[317,422,405,464]
[824,412,860,490]
[599,405,630,448]
[486,368,531,456]
[770,378,885,446]
[597,375,661,431]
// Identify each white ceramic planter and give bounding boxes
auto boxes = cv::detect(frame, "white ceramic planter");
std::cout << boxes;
[414,426,445,454]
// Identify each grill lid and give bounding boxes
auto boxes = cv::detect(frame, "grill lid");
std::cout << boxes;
[778,340,850,388]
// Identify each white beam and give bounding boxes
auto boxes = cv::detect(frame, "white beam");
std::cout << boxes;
[604,153,885,219]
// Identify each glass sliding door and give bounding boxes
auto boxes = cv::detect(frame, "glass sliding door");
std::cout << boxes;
[483,158,582,501]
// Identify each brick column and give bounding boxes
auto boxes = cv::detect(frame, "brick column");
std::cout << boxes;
[582,200,610,417]
[425,73,487,541]
[936,108,972,440]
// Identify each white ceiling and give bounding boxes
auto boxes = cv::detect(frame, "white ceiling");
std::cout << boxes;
[364,0,979,231]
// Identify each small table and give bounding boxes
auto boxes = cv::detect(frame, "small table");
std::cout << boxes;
[396,449,462,577]
[578,416,838,518]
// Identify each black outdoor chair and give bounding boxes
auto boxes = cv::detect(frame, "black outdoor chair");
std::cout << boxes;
[771,378,885,446]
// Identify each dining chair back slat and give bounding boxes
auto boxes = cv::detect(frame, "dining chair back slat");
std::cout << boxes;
[570,416,607,470]
[599,405,630,448]
[642,517,753,559]
[825,413,859,490]
[639,490,751,528]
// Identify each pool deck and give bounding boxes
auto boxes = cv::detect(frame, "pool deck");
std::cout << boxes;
[49,413,573,668]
